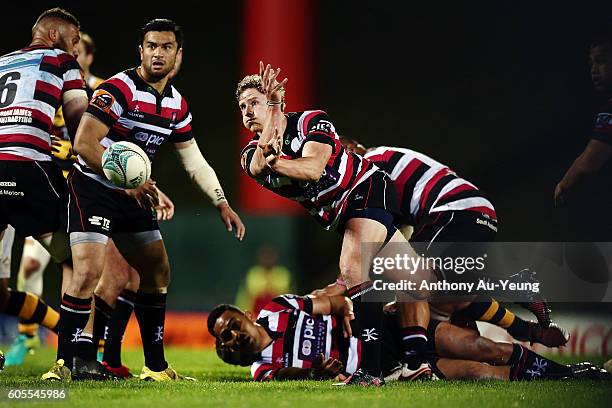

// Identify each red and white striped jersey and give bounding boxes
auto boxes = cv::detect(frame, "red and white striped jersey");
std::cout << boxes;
[365,146,496,225]
[251,295,360,381]
[77,68,193,189]
[241,111,378,230]
[0,46,84,162]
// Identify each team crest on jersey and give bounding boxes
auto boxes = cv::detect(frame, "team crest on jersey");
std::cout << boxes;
[92,90,115,112]
[595,113,612,129]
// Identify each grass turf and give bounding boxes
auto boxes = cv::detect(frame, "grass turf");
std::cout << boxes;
[0,347,610,408]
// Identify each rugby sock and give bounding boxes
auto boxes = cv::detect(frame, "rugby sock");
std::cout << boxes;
[348,281,383,376]
[507,344,570,380]
[92,295,114,354]
[134,292,168,372]
[18,323,39,337]
[58,294,92,370]
[400,326,428,369]
[103,289,135,367]
[4,290,59,333]
[458,296,530,341]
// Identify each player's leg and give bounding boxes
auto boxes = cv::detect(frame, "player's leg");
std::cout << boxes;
[114,233,186,380]
[433,320,573,379]
[101,268,139,372]
[433,358,510,380]
[6,237,51,366]
[93,238,135,376]
[0,228,60,334]
[60,238,107,370]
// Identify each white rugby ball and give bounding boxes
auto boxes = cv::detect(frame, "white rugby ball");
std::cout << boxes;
[101,141,151,189]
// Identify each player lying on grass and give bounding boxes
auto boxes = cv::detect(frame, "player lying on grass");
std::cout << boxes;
[312,137,569,375]
[207,294,610,383]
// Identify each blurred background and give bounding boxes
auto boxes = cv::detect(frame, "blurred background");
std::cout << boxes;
[2,0,612,326]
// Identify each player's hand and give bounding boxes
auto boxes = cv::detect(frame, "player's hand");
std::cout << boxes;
[259,61,288,104]
[154,186,175,221]
[554,183,566,207]
[310,281,347,297]
[311,354,344,379]
[50,135,62,154]
[340,298,354,338]
[126,179,159,209]
[218,202,246,241]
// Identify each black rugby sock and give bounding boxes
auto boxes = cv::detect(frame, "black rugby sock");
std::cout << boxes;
[508,344,570,380]
[103,290,135,367]
[134,291,168,372]
[92,295,114,352]
[57,294,92,370]
[400,326,428,369]
[348,281,383,376]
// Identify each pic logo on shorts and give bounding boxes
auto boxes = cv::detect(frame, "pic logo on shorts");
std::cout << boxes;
[88,216,110,231]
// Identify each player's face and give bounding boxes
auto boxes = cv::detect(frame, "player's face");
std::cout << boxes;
[213,310,261,354]
[590,44,612,95]
[139,31,179,81]
[55,24,80,57]
[238,88,268,133]
[76,40,93,71]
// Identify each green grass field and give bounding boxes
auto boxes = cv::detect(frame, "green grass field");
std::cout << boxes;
[0,347,610,408]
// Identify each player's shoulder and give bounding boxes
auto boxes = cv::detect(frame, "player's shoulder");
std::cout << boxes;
[258,294,312,317]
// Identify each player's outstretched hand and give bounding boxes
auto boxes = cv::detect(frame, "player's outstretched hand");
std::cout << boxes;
[218,202,246,241]
[126,179,159,209]
[259,61,288,104]
[155,186,175,221]
[311,354,344,379]
[554,183,566,207]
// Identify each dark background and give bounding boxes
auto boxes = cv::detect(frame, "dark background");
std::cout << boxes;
[4,1,612,308]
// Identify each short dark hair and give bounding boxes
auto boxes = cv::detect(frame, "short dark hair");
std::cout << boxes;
[140,19,184,48]
[33,7,80,32]
[590,24,612,49]
[206,304,243,335]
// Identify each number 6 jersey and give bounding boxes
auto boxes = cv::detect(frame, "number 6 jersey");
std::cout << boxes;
[0,45,84,162]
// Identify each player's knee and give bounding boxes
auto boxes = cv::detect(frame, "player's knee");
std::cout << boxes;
[139,261,170,292]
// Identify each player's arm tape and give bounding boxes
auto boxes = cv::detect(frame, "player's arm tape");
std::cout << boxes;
[62,89,88,104]
[174,142,228,206]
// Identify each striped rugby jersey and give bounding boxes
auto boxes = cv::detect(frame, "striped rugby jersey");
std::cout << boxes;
[592,97,612,146]
[251,295,360,381]
[241,110,378,230]
[0,46,85,162]
[77,68,193,189]
[365,146,496,225]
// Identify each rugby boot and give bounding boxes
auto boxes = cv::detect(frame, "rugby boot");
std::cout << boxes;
[41,359,72,381]
[5,333,40,366]
[566,362,612,380]
[139,365,197,381]
[527,322,570,347]
[509,269,552,326]
[333,369,385,387]
[384,362,437,382]
[101,361,132,379]
[72,356,123,381]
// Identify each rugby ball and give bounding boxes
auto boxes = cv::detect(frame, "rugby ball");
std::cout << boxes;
[101,141,151,189]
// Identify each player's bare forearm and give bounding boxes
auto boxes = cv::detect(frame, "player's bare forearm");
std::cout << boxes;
[269,155,330,182]
[61,91,88,139]
[73,113,110,175]
[558,140,612,192]
[310,294,351,318]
